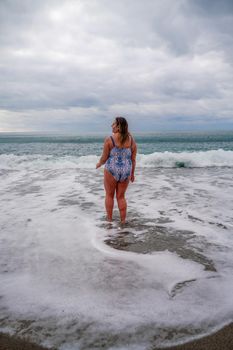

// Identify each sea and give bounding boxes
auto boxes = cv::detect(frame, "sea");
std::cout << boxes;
[0,131,233,350]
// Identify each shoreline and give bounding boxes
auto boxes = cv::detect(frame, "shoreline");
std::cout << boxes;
[0,323,232,350]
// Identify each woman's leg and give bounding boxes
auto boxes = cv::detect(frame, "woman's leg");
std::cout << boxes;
[104,169,117,221]
[116,179,130,223]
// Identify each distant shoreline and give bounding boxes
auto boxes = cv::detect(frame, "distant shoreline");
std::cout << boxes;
[1,130,233,136]
[1,323,232,350]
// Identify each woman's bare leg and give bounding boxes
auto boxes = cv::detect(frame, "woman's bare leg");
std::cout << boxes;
[104,169,117,221]
[116,179,130,223]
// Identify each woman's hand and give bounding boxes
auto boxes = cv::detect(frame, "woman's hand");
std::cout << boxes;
[96,162,102,169]
[130,173,135,182]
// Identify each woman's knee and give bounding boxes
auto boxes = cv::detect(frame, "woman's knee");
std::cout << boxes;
[106,191,115,199]
[117,195,126,207]
[116,192,124,201]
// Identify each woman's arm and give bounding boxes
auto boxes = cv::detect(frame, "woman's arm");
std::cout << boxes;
[131,138,137,182]
[96,137,110,169]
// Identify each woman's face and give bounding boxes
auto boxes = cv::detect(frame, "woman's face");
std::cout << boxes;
[111,120,119,133]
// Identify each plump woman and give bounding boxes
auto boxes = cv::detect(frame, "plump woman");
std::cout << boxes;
[96,117,137,224]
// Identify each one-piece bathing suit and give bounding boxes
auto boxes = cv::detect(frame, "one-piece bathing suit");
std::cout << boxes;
[105,136,132,182]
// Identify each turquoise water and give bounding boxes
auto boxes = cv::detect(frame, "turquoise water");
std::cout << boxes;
[0,131,233,156]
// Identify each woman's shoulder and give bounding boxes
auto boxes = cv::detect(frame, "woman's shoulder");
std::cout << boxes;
[128,133,136,144]
[129,134,137,151]
[104,136,112,142]
[104,136,114,148]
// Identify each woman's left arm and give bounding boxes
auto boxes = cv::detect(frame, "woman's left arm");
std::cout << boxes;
[130,138,137,182]
[96,138,110,169]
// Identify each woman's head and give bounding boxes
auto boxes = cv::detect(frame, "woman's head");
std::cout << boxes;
[112,116,129,145]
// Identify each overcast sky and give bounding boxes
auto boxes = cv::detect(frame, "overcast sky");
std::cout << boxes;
[0,0,233,133]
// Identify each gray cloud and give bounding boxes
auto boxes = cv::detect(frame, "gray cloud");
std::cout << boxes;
[187,0,233,16]
[0,0,233,132]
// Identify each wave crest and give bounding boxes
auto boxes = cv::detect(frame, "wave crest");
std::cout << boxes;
[137,149,233,168]
[0,149,233,169]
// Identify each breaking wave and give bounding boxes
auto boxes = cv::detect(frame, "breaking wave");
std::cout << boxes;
[1,149,233,170]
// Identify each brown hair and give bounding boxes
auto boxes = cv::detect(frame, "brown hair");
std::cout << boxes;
[115,116,129,145]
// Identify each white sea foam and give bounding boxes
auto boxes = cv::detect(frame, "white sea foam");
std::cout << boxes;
[137,149,233,168]
[0,155,233,349]
[1,149,233,171]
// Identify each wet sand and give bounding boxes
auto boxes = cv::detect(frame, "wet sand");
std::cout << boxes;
[0,323,232,350]
[157,323,233,350]
[0,332,53,350]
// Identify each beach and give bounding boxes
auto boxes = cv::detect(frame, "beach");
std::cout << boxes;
[0,132,233,349]
[1,323,233,349]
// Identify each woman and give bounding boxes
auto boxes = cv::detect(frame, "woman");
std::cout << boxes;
[96,117,137,224]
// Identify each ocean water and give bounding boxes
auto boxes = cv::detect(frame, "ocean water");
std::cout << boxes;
[0,131,233,350]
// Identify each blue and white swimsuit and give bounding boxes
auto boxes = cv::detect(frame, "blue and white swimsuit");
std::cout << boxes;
[105,136,132,182]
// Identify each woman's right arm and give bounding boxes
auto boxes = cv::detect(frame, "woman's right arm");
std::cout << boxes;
[96,137,110,169]
[131,138,137,182]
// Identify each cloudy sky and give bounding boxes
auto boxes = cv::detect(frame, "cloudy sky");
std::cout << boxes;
[0,0,233,133]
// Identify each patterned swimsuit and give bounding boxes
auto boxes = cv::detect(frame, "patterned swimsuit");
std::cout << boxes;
[105,136,132,182]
